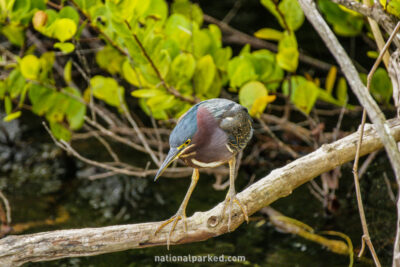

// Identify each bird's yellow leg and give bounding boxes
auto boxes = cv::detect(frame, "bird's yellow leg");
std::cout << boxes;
[155,168,199,248]
[221,157,249,232]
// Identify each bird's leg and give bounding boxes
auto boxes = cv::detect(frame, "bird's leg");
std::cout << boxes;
[221,157,249,232]
[155,168,199,249]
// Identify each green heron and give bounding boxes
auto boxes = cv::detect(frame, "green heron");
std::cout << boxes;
[154,98,253,246]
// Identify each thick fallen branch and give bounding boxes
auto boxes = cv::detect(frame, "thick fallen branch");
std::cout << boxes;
[1,119,400,266]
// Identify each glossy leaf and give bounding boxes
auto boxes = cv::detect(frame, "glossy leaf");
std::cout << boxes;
[90,76,125,108]
[54,42,75,53]
[0,81,5,100]
[193,55,216,95]
[131,89,165,98]
[64,60,72,84]
[277,33,299,72]
[1,25,25,46]
[170,53,196,85]
[3,111,21,122]
[325,66,337,94]
[283,76,319,114]
[336,77,348,105]
[50,18,77,42]
[318,0,363,36]
[254,28,284,41]
[370,67,392,103]
[20,55,41,80]
[7,69,26,99]
[59,6,80,25]
[50,121,71,141]
[64,87,86,130]
[96,46,125,75]
[4,96,12,114]
[228,56,257,90]
[239,81,270,116]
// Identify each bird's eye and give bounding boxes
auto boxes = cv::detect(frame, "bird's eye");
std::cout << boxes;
[184,139,191,146]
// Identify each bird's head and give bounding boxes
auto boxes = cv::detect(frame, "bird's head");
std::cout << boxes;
[154,105,199,181]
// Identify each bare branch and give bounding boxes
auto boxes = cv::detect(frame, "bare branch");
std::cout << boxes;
[2,119,400,266]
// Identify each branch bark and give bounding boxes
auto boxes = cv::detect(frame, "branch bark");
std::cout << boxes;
[1,119,400,266]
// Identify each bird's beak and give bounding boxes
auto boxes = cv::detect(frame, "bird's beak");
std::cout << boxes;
[154,147,180,181]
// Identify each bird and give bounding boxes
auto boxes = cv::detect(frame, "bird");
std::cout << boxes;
[154,98,253,247]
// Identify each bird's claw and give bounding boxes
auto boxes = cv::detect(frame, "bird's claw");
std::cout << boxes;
[155,209,187,249]
[221,190,249,232]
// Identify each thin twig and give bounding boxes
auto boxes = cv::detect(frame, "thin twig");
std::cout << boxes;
[351,17,400,267]
[259,119,299,158]
[0,191,11,224]
[83,125,120,163]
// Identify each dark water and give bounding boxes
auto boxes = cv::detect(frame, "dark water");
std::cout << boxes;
[0,113,396,267]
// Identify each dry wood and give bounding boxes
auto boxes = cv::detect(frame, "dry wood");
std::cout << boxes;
[1,119,399,266]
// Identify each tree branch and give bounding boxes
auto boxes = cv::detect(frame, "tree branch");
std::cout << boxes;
[1,119,400,266]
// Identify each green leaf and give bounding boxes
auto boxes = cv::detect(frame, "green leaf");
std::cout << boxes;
[164,14,192,50]
[45,93,69,122]
[50,18,77,42]
[3,111,21,122]
[170,53,196,85]
[122,60,147,87]
[325,66,337,94]
[279,0,305,31]
[283,76,319,114]
[1,24,25,46]
[54,42,75,53]
[277,32,299,72]
[0,81,5,100]
[172,0,203,26]
[254,28,284,41]
[90,76,125,108]
[64,60,72,84]
[131,89,165,98]
[29,84,56,115]
[239,81,268,110]
[64,87,86,130]
[4,96,12,114]
[39,52,55,74]
[318,0,363,36]
[239,81,274,117]
[59,6,80,25]
[367,51,379,59]
[251,50,284,91]
[261,0,304,31]
[227,55,258,90]
[95,46,125,75]
[20,55,41,80]
[370,67,392,103]
[193,55,216,95]
[7,69,26,98]
[213,47,232,71]
[147,94,175,111]
[49,121,71,141]
[336,77,348,105]
[142,0,168,23]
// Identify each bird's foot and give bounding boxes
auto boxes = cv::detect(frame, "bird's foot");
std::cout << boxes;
[221,190,249,232]
[155,208,187,249]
